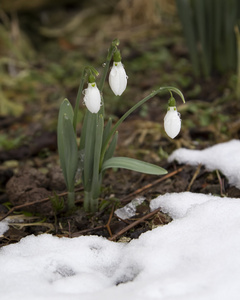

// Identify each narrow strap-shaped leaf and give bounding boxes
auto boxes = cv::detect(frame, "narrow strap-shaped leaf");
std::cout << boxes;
[213,0,223,71]
[73,72,85,132]
[57,99,74,187]
[79,110,89,151]
[102,131,118,165]
[102,118,112,149]
[83,112,97,191]
[193,0,210,77]
[91,114,104,201]
[62,114,78,191]
[176,0,200,76]
[102,157,167,175]
[224,0,237,70]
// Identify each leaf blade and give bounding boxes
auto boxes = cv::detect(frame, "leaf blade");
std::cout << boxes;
[57,98,75,187]
[102,157,168,175]
[102,131,118,164]
[62,114,78,191]
[83,113,97,191]
[91,114,104,200]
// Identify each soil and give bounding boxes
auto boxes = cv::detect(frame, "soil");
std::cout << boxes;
[1,1,240,247]
[1,129,240,247]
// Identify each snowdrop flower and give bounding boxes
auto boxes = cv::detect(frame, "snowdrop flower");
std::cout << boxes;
[164,97,181,139]
[83,81,101,114]
[109,50,128,96]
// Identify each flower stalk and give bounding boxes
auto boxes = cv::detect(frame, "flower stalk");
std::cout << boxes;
[100,87,185,168]
[73,66,99,131]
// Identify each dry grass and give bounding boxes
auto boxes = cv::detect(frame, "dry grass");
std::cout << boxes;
[115,0,176,26]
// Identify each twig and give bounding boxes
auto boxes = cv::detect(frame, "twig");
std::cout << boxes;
[187,164,202,191]
[0,187,83,222]
[109,208,160,241]
[114,215,131,225]
[105,204,115,237]
[121,166,184,203]
[71,225,105,237]
[216,169,225,196]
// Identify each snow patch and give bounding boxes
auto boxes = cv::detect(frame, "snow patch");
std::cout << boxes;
[168,139,240,188]
[1,140,240,300]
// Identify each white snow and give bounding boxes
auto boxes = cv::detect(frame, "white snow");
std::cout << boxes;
[1,139,240,300]
[168,139,240,189]
[0,220,8,236]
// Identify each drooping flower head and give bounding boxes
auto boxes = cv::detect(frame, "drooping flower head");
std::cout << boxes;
[164,96,181,139]
[109,50,128,96]
[83,74,101,114]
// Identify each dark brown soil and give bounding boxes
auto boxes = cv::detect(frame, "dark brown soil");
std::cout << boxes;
[1,130,240,247]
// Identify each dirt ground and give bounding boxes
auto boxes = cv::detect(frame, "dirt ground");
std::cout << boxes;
[1,0,240,247]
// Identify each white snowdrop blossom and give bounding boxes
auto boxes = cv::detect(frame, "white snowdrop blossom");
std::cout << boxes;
[83,82,101,114]
[164,106,181,139]
[109,61,128,96]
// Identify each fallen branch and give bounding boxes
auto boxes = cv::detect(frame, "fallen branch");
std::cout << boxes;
[120,166,184,203]
[105,204,115,238]
[187,164,202,191]
[109,208,160,241]
[0,187,83,222]
[71,225,105,237]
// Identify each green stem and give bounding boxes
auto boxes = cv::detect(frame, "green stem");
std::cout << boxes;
[83,113,97,190]
[99,39,120,116]
[83,190,99,213]
[91,115,104,201]
[73,66,99,132]
[73,69,87,132]
[99,86,185,168]
[84,190,91,212]
[99,38,120,92]
[67,191,76,210]
[91,196,98,213]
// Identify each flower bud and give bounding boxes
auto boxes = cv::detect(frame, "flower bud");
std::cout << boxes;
[83,82,101,114]
[164,105,181,139]
[109,61,128,96]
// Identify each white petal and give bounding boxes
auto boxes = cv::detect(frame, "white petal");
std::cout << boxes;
[109,62,127,96]
[164,107,181,139]
[83,83,101,114]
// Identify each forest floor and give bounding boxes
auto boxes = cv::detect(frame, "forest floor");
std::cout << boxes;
[0,2,240,247]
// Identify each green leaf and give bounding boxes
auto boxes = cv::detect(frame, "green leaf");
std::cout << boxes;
[83,112,97,191]
[57,98,75,187]
[176,0,200,76]
[167,87,185,104]
[91,114,104,200]
[79,110,89,151]
[102,157,168,175]
[102,118,112,148]
[102,131,118,164]
[73,71,86,132]
[62,114,78,191]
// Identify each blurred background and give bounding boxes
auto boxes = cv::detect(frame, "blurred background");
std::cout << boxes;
[0,0,240,165]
